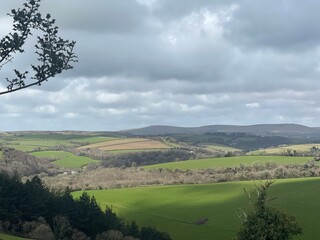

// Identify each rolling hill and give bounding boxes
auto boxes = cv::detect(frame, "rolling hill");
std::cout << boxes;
[73,177,320,240]
[124,123,320,138]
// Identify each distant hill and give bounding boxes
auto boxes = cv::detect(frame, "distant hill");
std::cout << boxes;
[124,124,320,138]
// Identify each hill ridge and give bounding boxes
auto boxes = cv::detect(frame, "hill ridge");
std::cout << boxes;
[123,123,320,137]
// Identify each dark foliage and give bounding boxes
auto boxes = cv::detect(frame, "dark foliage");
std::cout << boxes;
[171,132,295,150]
[140,226,172,240]
[100,149,194,168]
[0,171,171,239]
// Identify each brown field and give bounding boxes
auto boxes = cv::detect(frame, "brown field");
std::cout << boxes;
[78,138,170,151]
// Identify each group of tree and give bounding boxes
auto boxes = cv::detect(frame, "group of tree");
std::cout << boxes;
[100,149,194,168]
[0,147,60,177]
[69,148,195,168]
[0,171,171,240]
[41,159,320,191]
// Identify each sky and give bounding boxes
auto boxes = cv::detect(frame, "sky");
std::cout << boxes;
[1,0,320,131]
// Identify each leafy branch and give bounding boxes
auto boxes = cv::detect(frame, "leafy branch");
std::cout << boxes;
[0,0,77,95]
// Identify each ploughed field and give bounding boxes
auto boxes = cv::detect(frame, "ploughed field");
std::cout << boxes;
[77,138,171,153]
[73,177,320,240]
[144,155,313,170]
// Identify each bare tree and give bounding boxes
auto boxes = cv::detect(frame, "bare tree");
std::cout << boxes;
[0,0,77,95]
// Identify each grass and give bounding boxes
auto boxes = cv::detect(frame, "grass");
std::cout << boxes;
[249,143,320,155]
[144,155,313,170]
[73,177,320,240]
[5,144,49,152]
[0,233,30,240]
[31,151,98,169]
[201,144,241,152]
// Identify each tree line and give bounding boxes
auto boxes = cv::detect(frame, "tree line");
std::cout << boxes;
[42,160,320,190]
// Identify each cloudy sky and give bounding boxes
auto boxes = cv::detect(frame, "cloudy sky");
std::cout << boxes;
[1,0,320,131]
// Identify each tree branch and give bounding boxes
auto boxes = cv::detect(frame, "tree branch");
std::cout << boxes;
[0,0,77,95]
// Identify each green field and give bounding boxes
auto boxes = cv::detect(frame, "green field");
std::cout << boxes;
[0,233,30,240]
[249,143,320,155]
[201,144,241,152]
[31,151,98,168]
[73,177,320,240]
[0,133,120,152]
[144,155,313,170]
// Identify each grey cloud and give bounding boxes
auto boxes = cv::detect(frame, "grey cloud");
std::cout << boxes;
[41,0,149,34]
[68,31,232,81]
[225,0,320,50]
[152,0,235,21]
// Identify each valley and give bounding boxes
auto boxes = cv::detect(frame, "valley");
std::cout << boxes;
[1,124,320,239]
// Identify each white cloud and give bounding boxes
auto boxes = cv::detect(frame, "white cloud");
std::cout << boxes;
[65,112,78,119]
[96,92,128,104]
[34,105,56,114]
[246,102,260,108]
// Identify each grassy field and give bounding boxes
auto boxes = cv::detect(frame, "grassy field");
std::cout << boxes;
[201,144,241,152]
[73,177,320,240]
[4,140,73,152]
[78,138,170,152]
[144,155,313,170]
[0,133,120,152]
[0,233,30,240]
[249,143,320,155]
[71,136,118,143]
[31,151,98,168]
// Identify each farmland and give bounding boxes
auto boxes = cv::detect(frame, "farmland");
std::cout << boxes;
[0,133,175,169]
[201,144,241,153]
[77,138,171,152]
[249,143,320,155]
[73,177,320,240]
[0,132,122,152]
[31,150,98,169]
[144,155,313,170]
